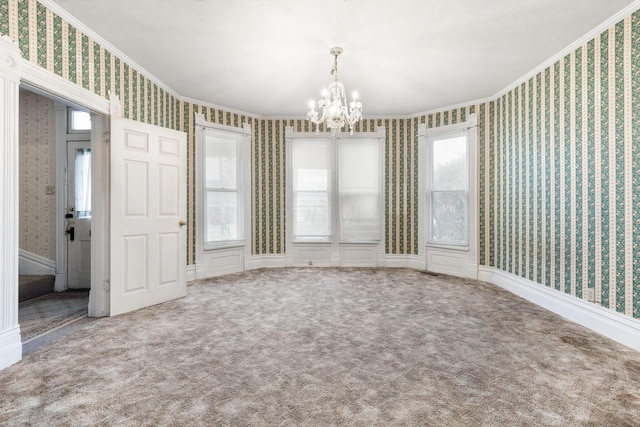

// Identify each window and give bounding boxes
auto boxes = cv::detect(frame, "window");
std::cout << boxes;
[426,131,469,246]
[291,139,332,241]
[74,148,91,218]
[338,139,381,241]
[196,120,251,251]
[68,108,91,132]
[204,129,242,243]
[289,130,383,244]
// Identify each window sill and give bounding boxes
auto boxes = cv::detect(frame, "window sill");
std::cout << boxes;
[425,243,469,252]
[292,240,332,244]
[204,240,246,251]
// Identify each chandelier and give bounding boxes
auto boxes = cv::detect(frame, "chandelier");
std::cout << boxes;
[307,47,363,135]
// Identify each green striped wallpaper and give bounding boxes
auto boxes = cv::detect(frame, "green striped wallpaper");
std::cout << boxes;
[2,0,639,319]
[481,13,640,318]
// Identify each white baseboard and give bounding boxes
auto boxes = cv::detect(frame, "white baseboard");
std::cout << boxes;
[18,250,55,276]
[186,264,196,282]
[0,326,22,370]
[479,266,640,352]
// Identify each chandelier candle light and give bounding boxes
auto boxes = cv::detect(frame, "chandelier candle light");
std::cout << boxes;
[307,47,363,135]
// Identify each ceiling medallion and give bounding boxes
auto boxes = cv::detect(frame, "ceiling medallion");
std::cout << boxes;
[306,47,363,136]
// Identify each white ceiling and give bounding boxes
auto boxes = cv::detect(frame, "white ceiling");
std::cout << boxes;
[50,0,637,117]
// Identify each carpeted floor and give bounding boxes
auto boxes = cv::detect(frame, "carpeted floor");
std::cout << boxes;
[1,268,639,426]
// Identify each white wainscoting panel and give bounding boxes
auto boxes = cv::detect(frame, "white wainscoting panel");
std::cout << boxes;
[290,244,332,267]
[339,244,379,267]
[196,247,245,279]
[426,247,478,279]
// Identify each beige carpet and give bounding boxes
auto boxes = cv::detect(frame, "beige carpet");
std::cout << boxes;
[1,268,639,426]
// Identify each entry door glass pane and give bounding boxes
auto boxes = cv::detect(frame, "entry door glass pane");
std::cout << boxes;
[75,148,91,218]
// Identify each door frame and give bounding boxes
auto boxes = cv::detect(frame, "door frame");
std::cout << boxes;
[22,71,110,319]
[0,35,110,369]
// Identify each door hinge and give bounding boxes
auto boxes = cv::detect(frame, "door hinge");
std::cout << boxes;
[103,279,110,292]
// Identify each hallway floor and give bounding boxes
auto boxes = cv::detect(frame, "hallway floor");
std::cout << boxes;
[19,291,90,354]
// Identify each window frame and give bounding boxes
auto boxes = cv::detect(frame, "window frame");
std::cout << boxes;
[286,127,385,248]
[418,114,478,263]
[67,107,92,133]
[425,128,470,247]
[195,114,252,253]
[290,138,333,242]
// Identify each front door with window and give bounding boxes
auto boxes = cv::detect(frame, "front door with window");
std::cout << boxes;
[67,140,91,289]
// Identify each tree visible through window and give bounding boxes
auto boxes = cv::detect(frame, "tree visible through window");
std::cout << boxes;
[428,134,468,245]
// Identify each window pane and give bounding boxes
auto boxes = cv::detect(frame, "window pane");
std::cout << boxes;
[294,191,330,239]
[71,110,91,131]
[205,132,237,189]
[292,140,331,240]
[339,139,380,241]
[297,169,327,192]
[75,148,91,218]
[431,190,466,243]
[340,192,380,240]
[432,136,466,190]
[206,191,238,241]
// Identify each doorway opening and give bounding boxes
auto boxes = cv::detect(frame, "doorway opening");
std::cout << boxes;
[18,89,92,351]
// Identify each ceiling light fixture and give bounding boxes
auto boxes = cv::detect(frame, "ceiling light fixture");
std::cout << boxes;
[307,47,363,136]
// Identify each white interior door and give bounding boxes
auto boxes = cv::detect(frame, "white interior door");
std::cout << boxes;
[67,140,92,289]
[110,116,187,316]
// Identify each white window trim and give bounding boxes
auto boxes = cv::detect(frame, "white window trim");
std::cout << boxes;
[418,114,478,278]
[285,126,386,267]
[195,113,252,261]
[425,127,470,248]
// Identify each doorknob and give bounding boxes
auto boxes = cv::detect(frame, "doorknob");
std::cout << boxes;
[179,220,186,226]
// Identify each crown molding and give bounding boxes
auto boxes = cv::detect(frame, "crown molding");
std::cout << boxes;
[493,0,640,101]
[37,0,640,123]
[179,96,262,120]
[409,96,494,119]
[38,0,180,100]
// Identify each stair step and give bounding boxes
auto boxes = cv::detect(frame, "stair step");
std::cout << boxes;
[19,275,55,302]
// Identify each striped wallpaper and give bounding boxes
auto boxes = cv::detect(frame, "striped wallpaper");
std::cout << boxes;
[2,1,639,319]
[480,13,640,319]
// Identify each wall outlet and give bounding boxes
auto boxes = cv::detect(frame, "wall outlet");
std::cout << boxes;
[585,287,595,302]
[308,260,313,266]
[45,185,55,195]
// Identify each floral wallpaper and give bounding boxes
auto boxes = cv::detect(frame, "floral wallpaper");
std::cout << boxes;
[18,89,56,260]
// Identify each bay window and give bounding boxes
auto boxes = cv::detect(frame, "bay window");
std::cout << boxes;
[286,127,385,267]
